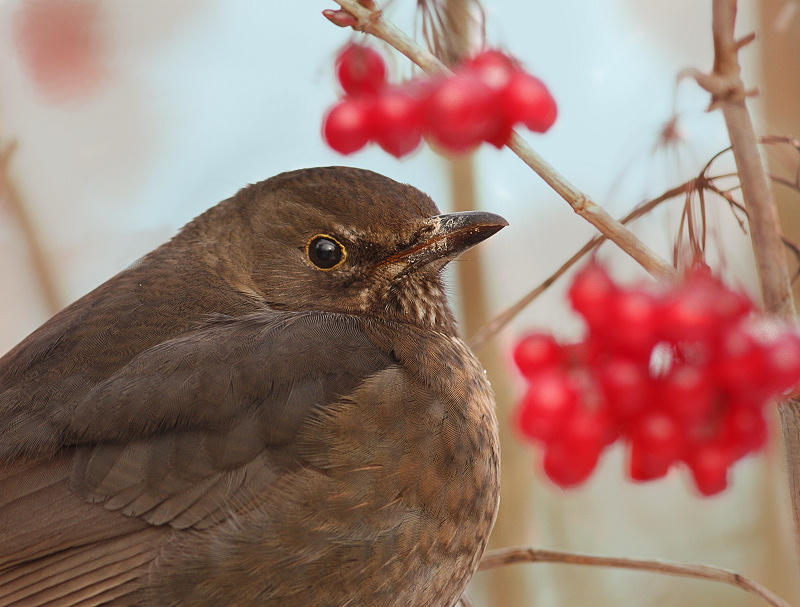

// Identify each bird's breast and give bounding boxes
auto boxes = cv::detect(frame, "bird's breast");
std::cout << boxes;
[291,346,500,606]
[154,332,500,607]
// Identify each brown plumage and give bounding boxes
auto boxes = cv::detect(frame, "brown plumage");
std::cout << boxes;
[0,166,505,606]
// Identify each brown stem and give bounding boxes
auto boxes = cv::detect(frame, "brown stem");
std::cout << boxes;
[0,142,62,316]
[471,132,800,350]
[687,0,800,575]
[328,0,678,283]
[718,30,794,315]
[478,547,794,607]
[470,179,694,351]
[689,0,795,317]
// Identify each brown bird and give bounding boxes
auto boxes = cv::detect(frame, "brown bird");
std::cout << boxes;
[0,166,505,606]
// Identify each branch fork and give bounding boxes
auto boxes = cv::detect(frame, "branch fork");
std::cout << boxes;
[681,27,756,110]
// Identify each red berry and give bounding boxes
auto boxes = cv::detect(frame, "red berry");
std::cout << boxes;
[500,71,557,133]
[660,270,753,346]
[690,268,754,323]
[468,50,517,93]
[596,358,651,420]
[660,292,719,346]
[513,332,563,378]
[323,98,374,155]
[514,263,770,494]
[466,50,518,147]
[629,439,672,481]
[516,369,581,443]
[542,408,607,488]
[686,442,731,496]
[721,404,768,457]
[711,283,753,324]
[713,326,767,397]
[14,0,109,102]
[629,408,684,482]
[561,340,596,367]
[336,44,387,96]
[657,364,715,425]
[424,74,498,152]
[372,87,423,158]
[484,121,515,148]
[606,288,661,358]
[763,330,800,393]
[565,407,614,452]
[595,405,621,446]
[633,411,684,460]
[660,278,719,345]
[577,406,609,446]
[568,263,618,333]
[542,440,597,488]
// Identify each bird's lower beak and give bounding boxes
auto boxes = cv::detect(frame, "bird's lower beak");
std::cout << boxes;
[389,211,508,268]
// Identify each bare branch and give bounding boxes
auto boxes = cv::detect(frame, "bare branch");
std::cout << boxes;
[687,0,794,317]
[478,547,794,607]
[470,180,694,351]
[471,137,800,350]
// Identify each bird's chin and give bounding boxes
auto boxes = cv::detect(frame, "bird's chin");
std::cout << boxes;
[383,276,457,334]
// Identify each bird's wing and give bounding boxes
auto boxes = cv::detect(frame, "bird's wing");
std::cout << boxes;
[0,453,164,605]
[0,311,394,534]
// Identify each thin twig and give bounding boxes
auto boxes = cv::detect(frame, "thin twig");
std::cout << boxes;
[470,180,694,351]
[478,547,794,607]
[471,132,800,351]
[700,179,800,277]
[472,128,800,349]
[772,174,800,191]
[0,141,62,315]
[328,0,678,283]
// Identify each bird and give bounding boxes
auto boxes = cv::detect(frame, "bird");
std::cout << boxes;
[0,166,505,606]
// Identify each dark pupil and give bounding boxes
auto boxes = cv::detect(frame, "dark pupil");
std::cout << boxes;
[311,238,342,269]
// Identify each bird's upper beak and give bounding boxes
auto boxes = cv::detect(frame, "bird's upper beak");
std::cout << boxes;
[385,210,508,269]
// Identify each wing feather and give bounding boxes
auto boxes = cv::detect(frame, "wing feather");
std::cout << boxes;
[0,311,394,602]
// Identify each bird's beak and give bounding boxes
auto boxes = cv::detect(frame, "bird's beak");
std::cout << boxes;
[386,211,508,269]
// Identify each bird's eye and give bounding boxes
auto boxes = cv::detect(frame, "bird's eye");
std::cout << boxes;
[307,235,346,270]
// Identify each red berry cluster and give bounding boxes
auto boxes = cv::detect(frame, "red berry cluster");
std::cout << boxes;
[513,263,800,496]
[324,45,557,158]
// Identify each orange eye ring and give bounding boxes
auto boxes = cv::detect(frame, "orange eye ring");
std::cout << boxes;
[306,234,346,270]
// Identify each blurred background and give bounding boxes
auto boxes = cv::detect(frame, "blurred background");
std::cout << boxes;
[1,0,799,605]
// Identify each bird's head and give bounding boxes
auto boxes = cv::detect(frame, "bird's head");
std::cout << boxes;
[180,167,507,335]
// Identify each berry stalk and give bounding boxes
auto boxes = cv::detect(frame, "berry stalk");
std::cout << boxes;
[326,0,678,282]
